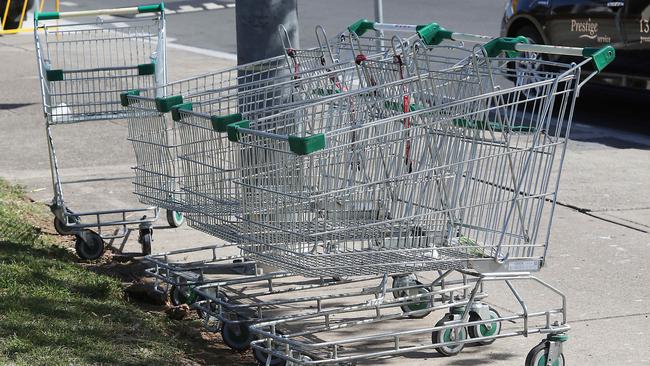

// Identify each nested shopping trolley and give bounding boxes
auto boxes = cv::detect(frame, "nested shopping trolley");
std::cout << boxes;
[120,20,451,243]
[222,37,615,364]
[34,3,167,259]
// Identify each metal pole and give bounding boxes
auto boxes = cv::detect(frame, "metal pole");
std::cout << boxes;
[374,0,384,50]
[235,0,299,65]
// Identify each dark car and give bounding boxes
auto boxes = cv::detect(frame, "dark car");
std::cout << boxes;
[501,0,650,90]
[1,0,33,30]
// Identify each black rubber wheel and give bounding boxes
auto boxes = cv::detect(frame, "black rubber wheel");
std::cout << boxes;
[169,283,192,306]
[508,25,549,95]
[74,230,105,260]
[140,233,152,256]
[253,331,286,366]
[221,321,253,352]
[431,313,467,357]
[525,341,566,366]
[195,288,226,321]
[467,307,501,345]
[53,216,75,235]
[166,210,184,228]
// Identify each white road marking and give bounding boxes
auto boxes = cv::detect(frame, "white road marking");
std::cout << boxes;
[167,42,237,60]
[177,5,204,13]
[59,1,78,6]
[203,3,225,10]
[224,3,235,8]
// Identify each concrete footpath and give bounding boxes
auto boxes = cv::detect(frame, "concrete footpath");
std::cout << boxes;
[1,33,649,365]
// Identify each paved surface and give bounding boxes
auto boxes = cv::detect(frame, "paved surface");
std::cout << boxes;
[1,4,650,365]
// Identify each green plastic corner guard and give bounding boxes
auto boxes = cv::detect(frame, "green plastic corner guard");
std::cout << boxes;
[226,120,250,142]
[348,19,375,37]
[45,69,64,82]
[288,134,326,155]
[482,36,529,58]
[137,63,156,76]
[155,95,183,113]
[211,113,242,132]
[417,22,454,46]
[120,89,140,107]
[35,11,59,22]
[171,103,193,122]
[137,3,165,13]
[582,46,615,72]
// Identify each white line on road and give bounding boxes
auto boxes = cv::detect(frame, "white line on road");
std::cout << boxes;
[167,42,237,61]
[177,5,204,13]
[203,3,225,10]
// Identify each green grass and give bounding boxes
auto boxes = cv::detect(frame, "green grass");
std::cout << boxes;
[0,180,194,365]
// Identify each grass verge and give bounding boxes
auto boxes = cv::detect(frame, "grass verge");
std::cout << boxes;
[0,179,254,365]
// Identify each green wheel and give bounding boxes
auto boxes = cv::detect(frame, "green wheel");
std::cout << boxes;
[74,230,105,260]
[398,286,433,319]
[221,321,253,351]
[169,281,193,306]
[432,314,467,357]
[525,341,566,366]
[166,210,184,228]
[468,307,501,345]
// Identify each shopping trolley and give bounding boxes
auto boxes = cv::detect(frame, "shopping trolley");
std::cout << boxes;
[120,20,446,237]
[235,35,614,364]
[34,3,167,259]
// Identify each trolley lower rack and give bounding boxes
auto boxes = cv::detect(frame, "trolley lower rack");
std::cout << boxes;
[250,270,569,366]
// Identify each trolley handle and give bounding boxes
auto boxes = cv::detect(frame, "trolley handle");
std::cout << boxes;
[415,23,615,72]
[35,3,164,23]
[226,120,326,156]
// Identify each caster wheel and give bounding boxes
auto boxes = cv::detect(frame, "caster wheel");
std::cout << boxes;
[53,216,77,235]
[74,230,105,260]
[392,275,432,319]
[468,307,501,345]
[166,210,184,228]
[432,314,467,357]
[253,331,285,366]
[170,281,193,306]
[525,341,566,366]
[195,288,226,332]
[398,286,432,319]
[139,229,152,256]
[221,321,253,351]
[286,355,312,366]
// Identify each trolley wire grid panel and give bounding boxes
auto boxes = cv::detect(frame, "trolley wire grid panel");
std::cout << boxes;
[33,3,167,259]
[227,44,615,278]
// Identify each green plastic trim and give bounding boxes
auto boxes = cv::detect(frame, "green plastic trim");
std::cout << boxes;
[120,89,140,107]
[288,134,326,155]
[211,113,243,132]
[547,334,569,342]
[137,62,156,76]
[137,3,164,13]
[171,103,193,122]
[36,12,60,21]
[155,95,183,113]
[348,19,375,37]
[226,120,250,142]
[482,36,529,58]
[45,69,64,82]
[417,22,453,46]
[582,46,615,73]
